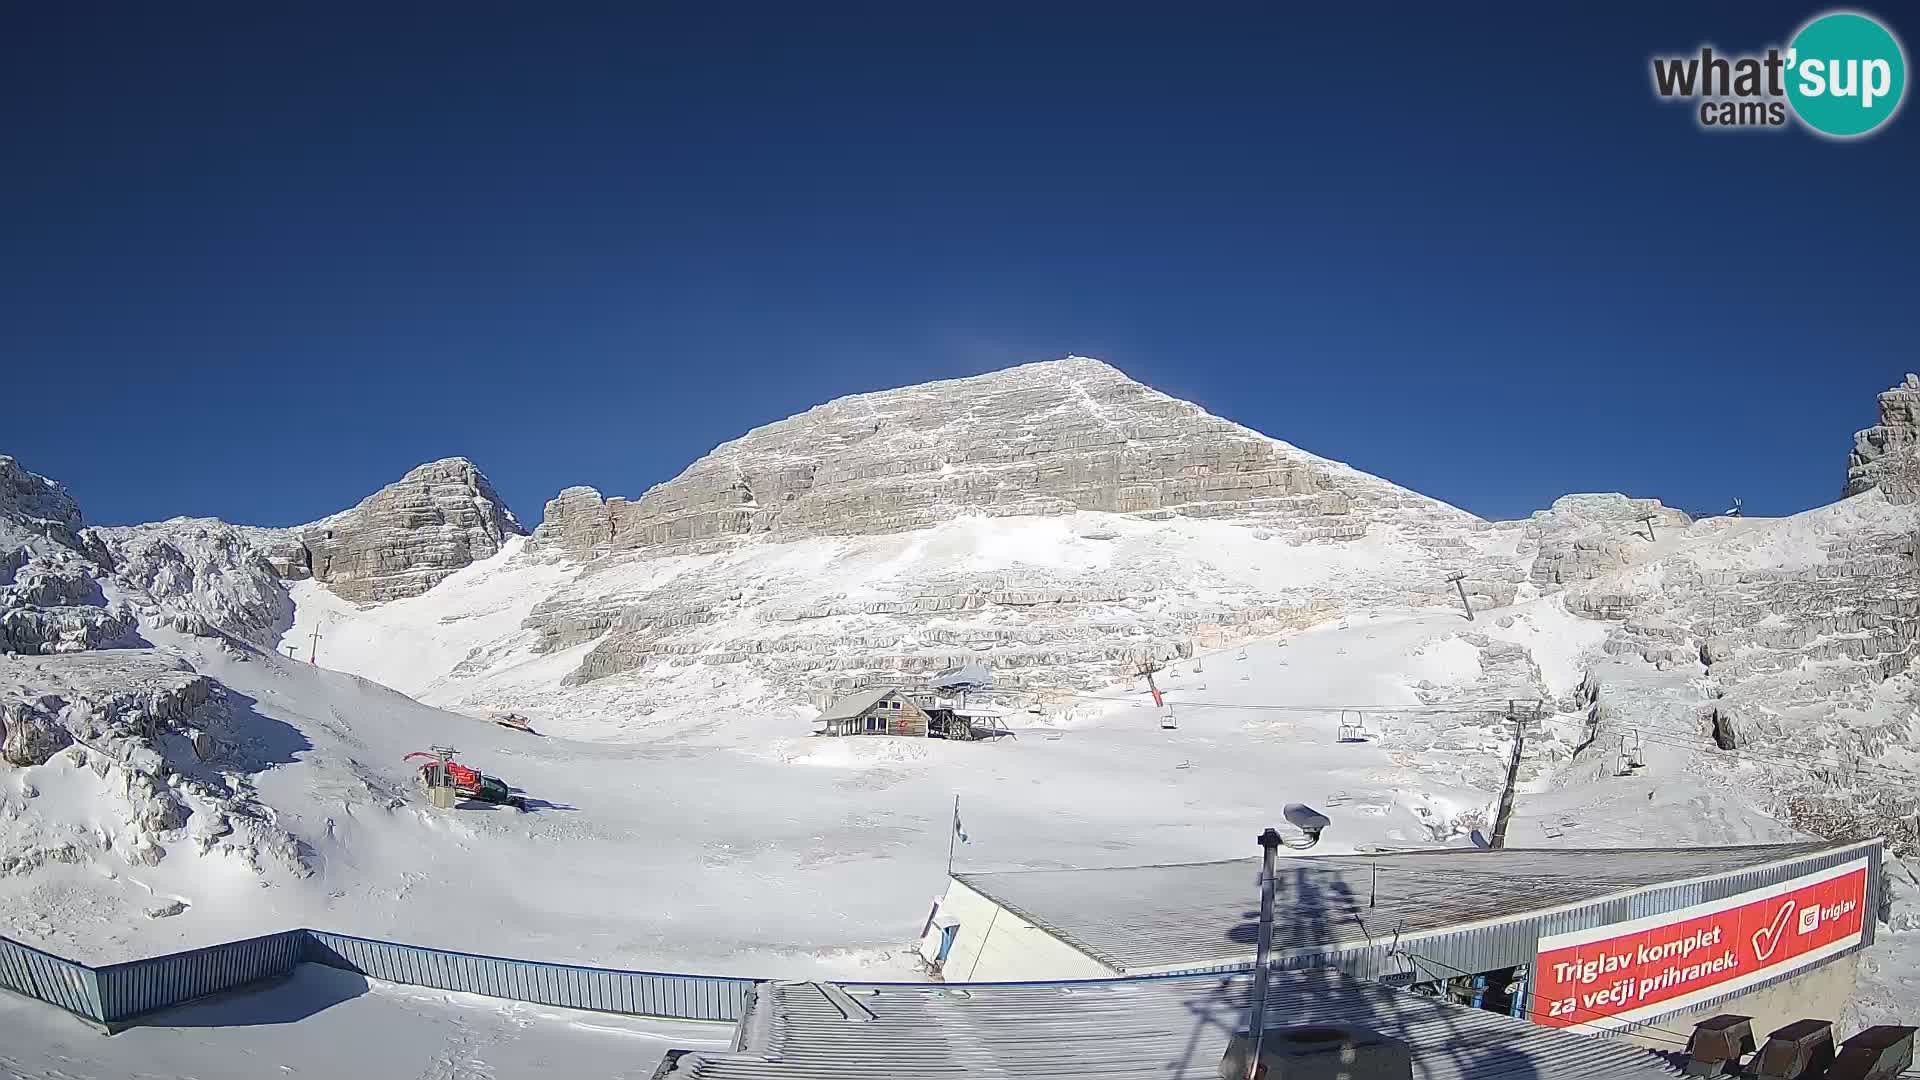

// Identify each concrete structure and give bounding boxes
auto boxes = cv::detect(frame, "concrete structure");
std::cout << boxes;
[660,968,1681,1079]
[918,840,1882,1037]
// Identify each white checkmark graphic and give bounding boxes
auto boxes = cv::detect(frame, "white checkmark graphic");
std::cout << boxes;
[1753,901,1796,962]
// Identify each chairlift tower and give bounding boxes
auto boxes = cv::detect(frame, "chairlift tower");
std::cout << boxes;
[1488,701,1542,849]
[1444,571,1475,621]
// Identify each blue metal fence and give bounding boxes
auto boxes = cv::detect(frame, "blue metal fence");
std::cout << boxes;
[0,933,103,1022]
[93,929,305,1024]
[0,927,756,1028]
[303,930,753,1021]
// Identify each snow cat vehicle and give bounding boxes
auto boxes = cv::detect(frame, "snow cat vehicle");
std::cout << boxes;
[404,751,526,810]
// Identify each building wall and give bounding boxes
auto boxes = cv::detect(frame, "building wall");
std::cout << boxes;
[923,880,1116,982]
[1617,953,1860,1053]
[885,697,929,737]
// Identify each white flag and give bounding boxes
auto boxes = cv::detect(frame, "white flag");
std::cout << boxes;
[953,800,969,844]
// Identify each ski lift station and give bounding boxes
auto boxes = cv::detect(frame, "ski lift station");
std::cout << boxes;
[916,838,1885,1045]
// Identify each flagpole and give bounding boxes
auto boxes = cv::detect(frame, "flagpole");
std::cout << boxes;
[947,794,959,876]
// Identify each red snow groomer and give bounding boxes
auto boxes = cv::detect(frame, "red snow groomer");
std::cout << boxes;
[405,751,525,810]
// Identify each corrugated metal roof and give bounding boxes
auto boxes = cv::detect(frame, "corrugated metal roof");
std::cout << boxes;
[666,968,1681,1079]
[956,842,1845,972]
[817,687,896,722]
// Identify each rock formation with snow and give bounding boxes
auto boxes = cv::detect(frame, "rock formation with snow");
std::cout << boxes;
[296,457,526,603]
[1,456,302,899]
[1524,493,1692,588]
[1846,373,1920,504]
[92,519,295,648]
[1,455,136,655]
[499,358,1527,714]
[531,358,1468,557]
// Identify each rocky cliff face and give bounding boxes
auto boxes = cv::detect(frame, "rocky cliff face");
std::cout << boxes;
[494,359,1526,714]
[1846,374,1920,504]
[1525,494,1693,588]
[1549,452,1920,854]
[1,456,136,655]
[0,457,299,880]
[91,519,295,648]
[90,458,525,629]
[530,358,1474,559]
[299,457,526,603]
[1,455,83,540]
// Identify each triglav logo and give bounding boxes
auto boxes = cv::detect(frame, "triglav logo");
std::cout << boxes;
[1651,9,1907,138]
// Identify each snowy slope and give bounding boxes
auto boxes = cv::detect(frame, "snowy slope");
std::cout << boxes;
[5,601,1578,977]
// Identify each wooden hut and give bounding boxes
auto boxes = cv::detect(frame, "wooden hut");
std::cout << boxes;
[814,686,930,737]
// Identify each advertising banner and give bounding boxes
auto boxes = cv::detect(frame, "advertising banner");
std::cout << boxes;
[1532,857,1869,1030]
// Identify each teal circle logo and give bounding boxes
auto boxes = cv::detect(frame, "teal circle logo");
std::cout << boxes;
[1786,11,1907,137]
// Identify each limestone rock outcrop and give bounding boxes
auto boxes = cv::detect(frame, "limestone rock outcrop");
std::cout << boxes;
[530,358,1471,560]
[0,695,73,766]
[1561,484,1919,851]
[0,455,83,541]
[301,457,526,603]
[496,359,1523,707]
[1,456,138,655]
[92,520,295,648]
[1526,494,1692,587]
[1845,374,1920,504]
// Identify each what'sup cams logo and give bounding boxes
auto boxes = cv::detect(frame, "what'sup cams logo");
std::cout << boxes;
[1651,10,1906,137]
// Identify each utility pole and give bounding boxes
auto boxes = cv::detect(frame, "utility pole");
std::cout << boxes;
[1445,571,1475,621]
[281,644,296,659]
[1638,514,1658,542]
[307,624,322,665]
[1489,701,1535,849]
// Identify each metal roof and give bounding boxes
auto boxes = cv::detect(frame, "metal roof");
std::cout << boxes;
[956,842,1846,973]
[817,687,896,722]
[665,968,1680,1079]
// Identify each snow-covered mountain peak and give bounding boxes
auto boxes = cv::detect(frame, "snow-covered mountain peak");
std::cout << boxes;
[528,357,1481,566]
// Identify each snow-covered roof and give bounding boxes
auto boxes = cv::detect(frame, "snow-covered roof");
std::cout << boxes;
[954,840,1868,974]
[665,968,1677,1079]
[817,686,897,722]
[931,661,992,691]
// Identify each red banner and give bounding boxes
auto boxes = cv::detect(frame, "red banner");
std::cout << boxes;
[1532,858,1868,1030]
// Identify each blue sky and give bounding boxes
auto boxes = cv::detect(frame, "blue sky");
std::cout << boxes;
[4,2,1915,527]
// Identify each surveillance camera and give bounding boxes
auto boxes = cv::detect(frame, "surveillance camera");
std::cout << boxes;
[1283,803,1330,835]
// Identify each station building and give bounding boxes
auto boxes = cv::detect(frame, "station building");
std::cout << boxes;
[915,839,1883,1041]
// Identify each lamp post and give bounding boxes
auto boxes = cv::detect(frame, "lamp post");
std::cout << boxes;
[1242,805,1329,1080]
